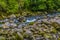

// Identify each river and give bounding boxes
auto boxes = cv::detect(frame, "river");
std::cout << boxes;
[0,12,60,28]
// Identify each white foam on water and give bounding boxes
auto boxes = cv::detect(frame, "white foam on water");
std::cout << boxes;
[26,19,36,22]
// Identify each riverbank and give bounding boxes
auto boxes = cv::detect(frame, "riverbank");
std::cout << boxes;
[0,11,60,20]
[0,16,60,40]
[0,12,60,40]
[0,12,60,28]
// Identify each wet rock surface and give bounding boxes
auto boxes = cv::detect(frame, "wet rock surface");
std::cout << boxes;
[0,13,60,40]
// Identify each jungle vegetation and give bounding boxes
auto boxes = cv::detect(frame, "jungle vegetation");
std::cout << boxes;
[0,0,60,17]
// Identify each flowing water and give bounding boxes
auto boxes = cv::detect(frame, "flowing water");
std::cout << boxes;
[0,13,60,28]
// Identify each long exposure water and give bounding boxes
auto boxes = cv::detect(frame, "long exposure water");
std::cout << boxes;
[0,13,60,27]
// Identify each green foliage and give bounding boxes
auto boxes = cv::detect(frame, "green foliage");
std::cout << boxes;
[38,4,46,10]
[0,0,60,16]
[0,0,19,13]
[6,0,19,13]
[24,0,60,11]
[0,0,7,11]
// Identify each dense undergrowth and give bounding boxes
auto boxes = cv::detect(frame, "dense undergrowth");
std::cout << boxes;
[0,0,60,19]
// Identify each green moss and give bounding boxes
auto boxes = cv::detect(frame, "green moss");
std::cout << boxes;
[58,38,60,40]
[0,37,5,40]
[50,29,57,33]
[51,22,60,28]
[29,22,35,25]
[57,9,60,12]
[15,33,23,40]
[44,34,52,38]
[0,22,5,24]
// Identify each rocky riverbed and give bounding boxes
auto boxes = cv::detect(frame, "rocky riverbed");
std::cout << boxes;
[0,13,60,40]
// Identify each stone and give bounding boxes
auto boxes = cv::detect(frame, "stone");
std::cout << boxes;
[0,36,5,40]
[2,23,9,29]
[25,30,32,35]
[0,24,3,27]
[4,22,10,27]
[10,14,16,18]
[10,23,17,27]
[4,19,9,22]
[18,24,23,28]
[18,17,25,22]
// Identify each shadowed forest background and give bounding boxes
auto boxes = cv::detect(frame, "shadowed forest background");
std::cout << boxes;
[0,0,60,19]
